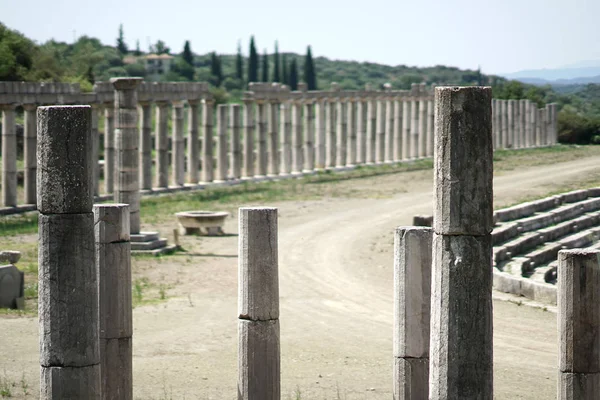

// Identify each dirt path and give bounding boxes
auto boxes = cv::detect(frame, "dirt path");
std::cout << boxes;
[3,156,600,399]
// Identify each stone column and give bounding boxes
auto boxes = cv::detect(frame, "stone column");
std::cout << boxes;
[37,105,100,398]
[374,98,384,164]
[402,100,411,160]
[491,99,497,149]
[139,102,153,190]
[347,99,357,166]
[326,99,337,167]
[155,101,169,188]
[216,104,228,182]
[393,98,403,161]
[541,108,549,146]
[268,101,280,176]
[519,100,527,149]
[536,108,543,147]
[501,100,508,149]
[280,101,292,175]
[304,101,315,171]
[530,103,537,147]
[202,99,214,183]
[187,100,200,184]
[238,207,280,400]
[524,100,532,148]
[172,102,185,186]
[243,99,255,178]
[507,99,514,149]
[1,105,17,207]
[91,105,100,196]
[257,101,268,177]
[366,98,376,164]
[336,98,348,167]
[558,249,600,400]
[23,104,37,204]
[514,99,521,149]
[384,97,393,162]
[111,77,143,234]
[94,204,132,400]
[356,98,367,165]
[230,104,242,179]
[418,98,428,158]
[292,101,303,174]
[430,87,493,400]
[552,103,559,145]
[394,226,432,399]
[426,99,434,157]
[410,98,419,158]
[315,99,326,169]
[104,105,115,194]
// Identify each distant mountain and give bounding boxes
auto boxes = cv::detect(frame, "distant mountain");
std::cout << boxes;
[502,61,600,85]
[516,75,600,87]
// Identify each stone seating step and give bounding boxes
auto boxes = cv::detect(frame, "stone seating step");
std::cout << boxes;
[130,238,168,251]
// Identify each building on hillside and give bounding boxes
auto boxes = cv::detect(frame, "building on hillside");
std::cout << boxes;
[143,54,174,81]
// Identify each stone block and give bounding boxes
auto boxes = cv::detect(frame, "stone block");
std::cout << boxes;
[0,264,24,309]
[0,250,21,264]
[40,365,101,399]
[393,357,428,400]
[412,215,433,227]
[559,372,600,400]
[94,204,130,244]
[98,242,132,339]
[100,337,132,400]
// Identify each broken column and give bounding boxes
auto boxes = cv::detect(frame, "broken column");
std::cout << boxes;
[104,105,115,193]
[243,98,255,179]
[91,105,100,196]
[385,97,394,162]
[430,87,493,400]
[402,100,411,160]
[1,105,17,207]
[23,104,37,204]
[501,100,508,149]
[366,97,376,164]
[292,100,303,174]
[393,98,403,161]
[280,101,292,175]
[187,100,201,184]
[558,249,600,400]
[238,207,280,400]
[356,97,367,165]
[202,99,215,183]
[268,100,280,176]
[94,204,132,400]
[375,98,385,164]
[139,102,153,190]
[230,104,242,179]
[314,99,326,169]
[257,101,268,177]
[216,104,228,182]
[111,77,143,234]
[347,98,357,166]
[337,98,348,167]
[155,101,169,188]
[418,98,427,157]
[394,227,432,399]
[426,98,434,157]
[410,98,419,158]
[304,100,315,171]
[38,105,100,398]
[172,102,185,186]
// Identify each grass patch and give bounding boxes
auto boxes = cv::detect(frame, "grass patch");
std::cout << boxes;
[132,277,171,308]
[0,213,37,237]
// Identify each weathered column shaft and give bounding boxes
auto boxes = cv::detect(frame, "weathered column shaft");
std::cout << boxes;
[268,102,280,176]
[536,108,542,146]
[558,249,600,400]
[402,100,411,160]
[112,78,142,234]
[155,102,169,188]
[1,106,17,207]
[95,204,132,400]
[326,99,336,167]
[393,99,403,161]
[292,102,303,173]
[430,87,493,400]
[23,105,37,204]
[171,102,185,186]
[139,103,153,190]
[257,102,268,176]
[304,102,315,171]
[243,100,255,178]
[336,99,348,166]
[385,98,394,162]
[280,102,292,174]
[187,101,200,184]
[230,104,242,179]
[365,98,376,164]
[356,100,367,164]
[91,105,100,196]
[104,106,115,194]
[519,100,527,149]
[315,100,326,169]
[410,99,418,158]
[202,100,214,183]
[426,99,434,157]
[347,100,357,166]
[375,99,385,163]
[37,106,100,399]
[418,98,428,158]
[524,100,531,147]
[238,207,280,400]
[514,99,521,149]
[501,100,508,149]
[216,104,228,182]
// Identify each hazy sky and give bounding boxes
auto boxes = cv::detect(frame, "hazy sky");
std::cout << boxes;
[2,0,599,74]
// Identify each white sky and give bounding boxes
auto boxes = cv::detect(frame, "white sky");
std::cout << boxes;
[2,0,599,75]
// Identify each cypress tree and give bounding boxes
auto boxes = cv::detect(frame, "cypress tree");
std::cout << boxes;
[282,54,288,85]
[182,40,194,66]
[273,41,280,83]
[248,36,258,83]
[210,52,223,86]
[289,58,298,90]
[134,40,141,56]
[304,46,317,90]
[116,24,128,55]
[261,50,269,82]
[236,41,244,82]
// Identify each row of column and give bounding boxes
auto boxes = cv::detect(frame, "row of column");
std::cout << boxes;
[491,99,558,149]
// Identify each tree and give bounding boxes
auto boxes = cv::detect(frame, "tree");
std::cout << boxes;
[289,58,298,90]
[210,51,223,86]
[182,40,194,66]
[248,36,258,83]
[0,23,36,81]
[273,41,280,83]
[235,40,243,82]
[116,24,128,55]
[304,45,317,90]
[261,49,268,82]
[134,40,141,56]
[282,54,288,85]
[150,40,170,55]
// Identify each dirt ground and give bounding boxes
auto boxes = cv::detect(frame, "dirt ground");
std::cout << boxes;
[3,155,600,399]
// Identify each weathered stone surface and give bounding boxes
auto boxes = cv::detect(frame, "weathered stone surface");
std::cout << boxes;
[257,103,268,176]
[216,105,229,181]
[238,319,280,400]
[37,106,93,214]
[202,101,214,182]
[558,249,600,373]
[433,87,493,235]
[269,102,280,175]
[238,207,279,321]
[2,107,17,207]
[0,250,21,264]
[393,357,428,400]
[100,337,132,400]
[394,227,432,358]
[39,213,98,367]
[243,101,255,178]
[0,264,23,309]
[430,233,493,400]
[155,102,169,188]
[187,101,200,184]
[559,372,600,400]
[412,215,433,227]
[40,365,101,400]
[230,104,242,179]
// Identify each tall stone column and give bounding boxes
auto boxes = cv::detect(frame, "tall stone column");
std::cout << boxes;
[366,98,376,164]
[104,105,115,194]
[551,103,558,145]
[202,99,214,183]
[384,98,394,162]
[501,100,508,149]
[23,104,37,204]
[243,99,255,178]
[268,101,280,176]
[410,99,418,158]
[187,100,200,184]
[393,99,403,161]
[514,99,521,149]
[540,107,548,146]
[524,100,532,147]
[292,101,303,174]
[336,99,348,167]
[356,99,367,165]
[536,108,542,146]
[347,99,357,166]
[430,87,493,400]
[37,105,100,398]
[418,98,427,158]
[230,104,242,179]
[315,99,326,169]
[280,101,292,175]
[375,98,385,164]
[402,100,411,160]
[155,101,169,188]
[531,105,538,147]
[519,100,527,149]
[304,101,315,171]
[111,77,143,234]
[491,99,497,149]
[139,102,153,190]
[257,101,268,177]
[91,105,100,196]
[426,99,434,157]
[326,99,336,167]
[216,104,228,182]
[507,99,514,149]
[1,105,17,207]
[172,102,185,186]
